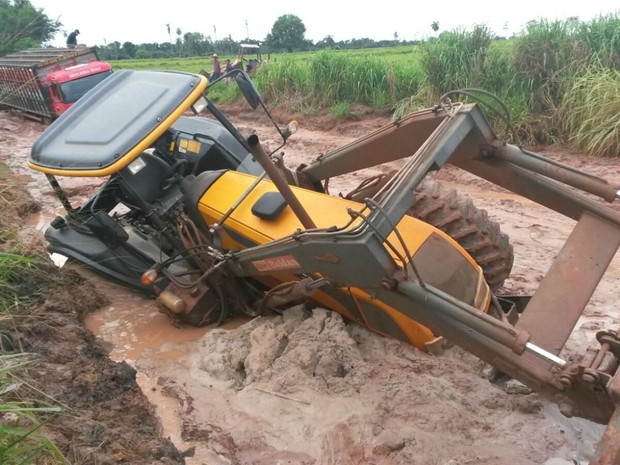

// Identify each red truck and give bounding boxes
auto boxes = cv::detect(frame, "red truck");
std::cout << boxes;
[0,47,112,122]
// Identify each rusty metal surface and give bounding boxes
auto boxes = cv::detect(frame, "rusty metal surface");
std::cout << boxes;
[301,108,445,181]
[497,144,620,202]
[454,157,620,224]
[0,48,95,68]
[516,212,620,355]
[589,365,620,465]
[394,280,530,355]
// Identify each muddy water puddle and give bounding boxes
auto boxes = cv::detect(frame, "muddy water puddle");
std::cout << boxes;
[83,281,250,363]
[80,270,251,463]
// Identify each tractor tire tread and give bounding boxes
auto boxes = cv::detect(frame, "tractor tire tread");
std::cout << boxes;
[408,179,514,290]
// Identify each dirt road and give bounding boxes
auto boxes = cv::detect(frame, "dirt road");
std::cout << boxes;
[2,106,619,465]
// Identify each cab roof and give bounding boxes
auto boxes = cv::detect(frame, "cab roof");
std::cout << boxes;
[46,61,112,83]
[28,70,207,176]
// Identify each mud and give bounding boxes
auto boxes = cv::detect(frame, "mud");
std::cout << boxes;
[0,184,186,464]
[1,105,619,465]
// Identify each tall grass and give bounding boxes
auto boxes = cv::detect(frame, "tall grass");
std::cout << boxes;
[253,49,424,113]
[0,253,34,312]
[512,19,585,116]
[420,25,493,96]
[309,50,392,107]
[0,355,67,464]
[253,57,310,109]
[559,65,620,157]
[396,26,531,140]
[481,45,532,135]
[109,13,620,154]
[576,13,620,69]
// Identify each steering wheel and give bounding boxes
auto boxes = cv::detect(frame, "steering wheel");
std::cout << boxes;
[161,159,188,190]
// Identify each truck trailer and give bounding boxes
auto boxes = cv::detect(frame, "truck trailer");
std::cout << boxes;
[0,47,112,122]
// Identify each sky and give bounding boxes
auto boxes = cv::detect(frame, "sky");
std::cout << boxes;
[31,0,620,48]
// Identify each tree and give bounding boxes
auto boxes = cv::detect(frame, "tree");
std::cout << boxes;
[0,0,61,55]
[183,32,210,57]
[175,27,182,55]
[99,41,121,60]
[120,41,137,59]
[215,36,237,56]
[315,35,336,50]
[431,21,440,33]
[265,14,307,52]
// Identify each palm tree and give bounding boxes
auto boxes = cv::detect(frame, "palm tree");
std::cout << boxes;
[176,27,182,56]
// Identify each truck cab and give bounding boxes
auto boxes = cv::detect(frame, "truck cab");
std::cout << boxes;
[46,61,112,116]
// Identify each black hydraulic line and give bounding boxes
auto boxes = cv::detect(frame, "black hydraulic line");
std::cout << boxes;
[204,99,253,153]
[46,174,75,215]
[346,207,409,276]
[364,197,426,289]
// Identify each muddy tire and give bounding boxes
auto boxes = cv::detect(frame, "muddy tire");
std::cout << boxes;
[408,180,513,290]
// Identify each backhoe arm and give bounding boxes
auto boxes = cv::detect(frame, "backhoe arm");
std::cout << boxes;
[280,103,620,463]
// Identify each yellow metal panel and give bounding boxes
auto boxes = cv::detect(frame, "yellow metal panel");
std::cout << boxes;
[349,288,437,347]
[197,171,479,270]
[179,138,201,154]
[199,171,362,243]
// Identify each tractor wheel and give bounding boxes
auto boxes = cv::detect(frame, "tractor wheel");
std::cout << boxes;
[408,179,513,291]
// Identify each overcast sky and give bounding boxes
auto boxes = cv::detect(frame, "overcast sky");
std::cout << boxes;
[32,0,620,48]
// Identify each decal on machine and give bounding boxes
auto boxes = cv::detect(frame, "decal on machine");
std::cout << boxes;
[252,255,301,272]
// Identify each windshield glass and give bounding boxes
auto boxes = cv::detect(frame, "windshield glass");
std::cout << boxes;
[59,70,113,103]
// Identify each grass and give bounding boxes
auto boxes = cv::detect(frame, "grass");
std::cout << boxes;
[0,354,67,465]
[576,13,620,69]
[251,49,424,113]
[0,253,35,313]
[420,25,493,96]
[0,175,68,464]
[330,101,351,118]
[560,65,620,157]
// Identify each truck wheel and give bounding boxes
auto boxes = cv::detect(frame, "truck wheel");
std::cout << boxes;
[408,180,513,291]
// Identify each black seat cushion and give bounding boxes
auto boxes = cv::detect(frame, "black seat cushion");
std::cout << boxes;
[251,192,288,220]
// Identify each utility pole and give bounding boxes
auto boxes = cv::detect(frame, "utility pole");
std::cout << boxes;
[213,25,217,42]
[245,19,249,40]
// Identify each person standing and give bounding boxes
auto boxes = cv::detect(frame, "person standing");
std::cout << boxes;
[211,54,221,80]
[66,29,80,48]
